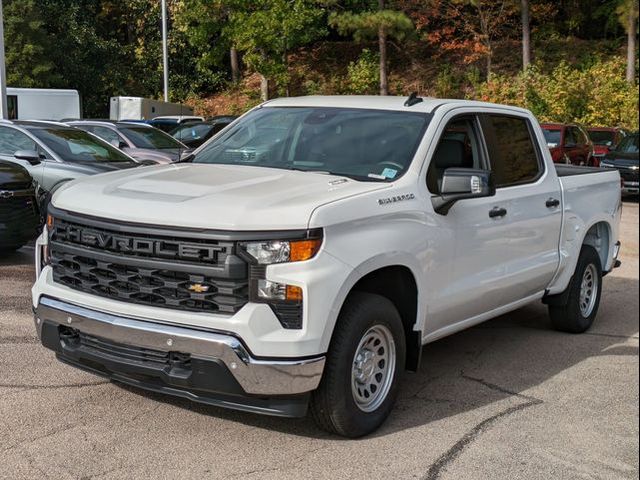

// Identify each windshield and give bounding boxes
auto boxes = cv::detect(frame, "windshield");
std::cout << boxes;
[172,123,213,142]
[192,107,429,181]
[542,128,561,147]
[614,134,639,153]
[119,126,184,149]
[29,128,133,163]
[588,130,616,146]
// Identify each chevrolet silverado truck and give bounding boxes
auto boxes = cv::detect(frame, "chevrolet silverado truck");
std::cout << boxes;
[32,96,622,437]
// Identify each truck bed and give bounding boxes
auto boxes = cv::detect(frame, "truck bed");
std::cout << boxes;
[555,164,605,177]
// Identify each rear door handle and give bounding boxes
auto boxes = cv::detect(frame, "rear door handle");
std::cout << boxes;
[489,207,507,218]
[546,198,560,208]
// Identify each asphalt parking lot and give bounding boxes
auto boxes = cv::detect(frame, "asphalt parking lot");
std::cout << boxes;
[1,201,638,480]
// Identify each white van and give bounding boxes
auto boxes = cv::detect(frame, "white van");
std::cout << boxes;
[109,96,194,121]
[6,88,81,120]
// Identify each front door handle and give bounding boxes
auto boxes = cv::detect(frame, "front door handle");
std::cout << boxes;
[546,198,560,208]
[489,207,507,218]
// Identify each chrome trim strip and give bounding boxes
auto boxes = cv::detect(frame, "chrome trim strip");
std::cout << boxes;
[34,296,325,395]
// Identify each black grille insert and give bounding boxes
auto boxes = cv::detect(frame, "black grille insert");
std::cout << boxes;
[51,249,248,313]
[49,215,249,314]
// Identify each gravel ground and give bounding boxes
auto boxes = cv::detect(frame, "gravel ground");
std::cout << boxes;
[1,200,638,480]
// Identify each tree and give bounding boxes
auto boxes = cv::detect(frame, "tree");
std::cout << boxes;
[618,0,639,83]
[176,1,242,85]
[329,2,414,95]
[3,0,59,88]
[226,0,327,100]
[521,0,531,70]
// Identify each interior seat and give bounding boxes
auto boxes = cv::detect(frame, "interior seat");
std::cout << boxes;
[427,139,470,193]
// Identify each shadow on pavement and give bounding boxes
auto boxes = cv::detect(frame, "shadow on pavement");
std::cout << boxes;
[115,274,639,440]
[0,244,35,267]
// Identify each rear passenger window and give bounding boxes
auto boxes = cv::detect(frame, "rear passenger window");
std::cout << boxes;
[483,115,541,188]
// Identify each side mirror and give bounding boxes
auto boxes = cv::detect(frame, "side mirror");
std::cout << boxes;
[432,168,495,215]
[14,150,42,165]
[110,139,128,149]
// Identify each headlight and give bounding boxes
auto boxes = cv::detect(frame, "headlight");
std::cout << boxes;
[240,232,322,329]
[242,238,322,264]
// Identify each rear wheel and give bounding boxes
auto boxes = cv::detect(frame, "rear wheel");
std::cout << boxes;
[549,245,602,333]
[310,292,406,437]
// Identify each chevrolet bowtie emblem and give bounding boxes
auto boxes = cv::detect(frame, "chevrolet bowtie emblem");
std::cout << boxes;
[188,283,210,293]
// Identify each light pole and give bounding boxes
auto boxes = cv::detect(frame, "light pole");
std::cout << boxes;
[0,0,8,119]
[161,0,169,102]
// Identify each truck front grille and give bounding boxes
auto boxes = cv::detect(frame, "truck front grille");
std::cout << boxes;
[49,214,249,314]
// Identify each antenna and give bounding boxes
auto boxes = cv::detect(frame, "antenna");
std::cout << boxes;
[404,92,423,107]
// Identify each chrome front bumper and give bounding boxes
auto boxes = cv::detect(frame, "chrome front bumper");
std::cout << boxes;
[34,296,325,397]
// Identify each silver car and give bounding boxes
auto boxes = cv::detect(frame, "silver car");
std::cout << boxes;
[68,120,191,164]
[0,120,143,207]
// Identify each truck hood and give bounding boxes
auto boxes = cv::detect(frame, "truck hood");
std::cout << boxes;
[52,164,389,230]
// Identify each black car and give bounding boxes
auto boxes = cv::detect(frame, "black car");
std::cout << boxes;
[171,116,238,149]
[601,132,639,196]
[0,160,40,252]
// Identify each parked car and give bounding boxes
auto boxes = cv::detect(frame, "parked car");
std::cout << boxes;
[148,115,204,133]
[587,127,628,167]
[0,120,143,210]
[0,160,40,252]
[541,123,593,165]
[600,132,639,196]
[33,97,622,438]
[170,116,238,148]
[68,120,191,164]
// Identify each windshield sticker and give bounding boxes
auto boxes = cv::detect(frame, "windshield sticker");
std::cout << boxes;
[381,168,398,179]
[368,173,386,180]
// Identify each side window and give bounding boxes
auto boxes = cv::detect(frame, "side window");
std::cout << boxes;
[89,126,121,145]
[7,95,18,120]
[427,116,483,194]
[482,115,541,188]
[564,128,576,146]
[0,126,37,155]
[575,127,587,145]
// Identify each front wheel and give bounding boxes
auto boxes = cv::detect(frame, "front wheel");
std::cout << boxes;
[549,245,603,333]
[310,292,406,437]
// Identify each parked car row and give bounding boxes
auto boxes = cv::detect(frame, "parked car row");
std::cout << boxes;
[540,122,631,167]
[0,114,238,254]
[600,132,639,196]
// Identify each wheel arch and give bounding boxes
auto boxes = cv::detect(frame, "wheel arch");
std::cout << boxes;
[581,220,611,271]
[328,257,424,372]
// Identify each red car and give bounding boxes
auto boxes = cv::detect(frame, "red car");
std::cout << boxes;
[541,123,593,165]
[587,127,628,167]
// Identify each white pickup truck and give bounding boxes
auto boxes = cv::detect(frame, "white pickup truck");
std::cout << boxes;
[32,96,622,437]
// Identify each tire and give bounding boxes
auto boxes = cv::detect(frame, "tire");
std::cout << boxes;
[549,245,603,333]
[310,292,406,437]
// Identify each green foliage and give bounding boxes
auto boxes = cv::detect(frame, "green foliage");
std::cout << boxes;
[226,0,327,87]
[329,9,414,42]
[345,49,379,94]
[435,64,461,98]
[3,0,59,88]
[475,59,639,129]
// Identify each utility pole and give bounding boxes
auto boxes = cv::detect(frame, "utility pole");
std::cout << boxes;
[161,0,169,102]
[0,0,8,119]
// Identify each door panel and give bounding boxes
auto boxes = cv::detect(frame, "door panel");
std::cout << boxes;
[424,114,514,331]
[480,114,562,303]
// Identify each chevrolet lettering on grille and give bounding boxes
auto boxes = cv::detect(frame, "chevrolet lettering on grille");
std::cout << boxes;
[55,224,224,262]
